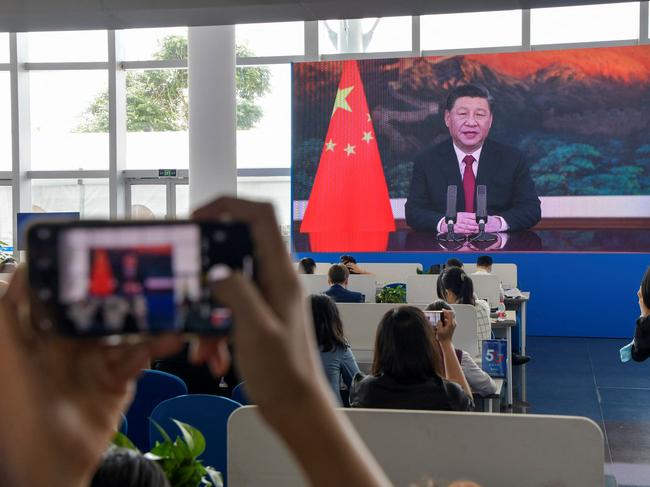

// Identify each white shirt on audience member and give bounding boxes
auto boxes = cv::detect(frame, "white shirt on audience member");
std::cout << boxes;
[459,350,497,397]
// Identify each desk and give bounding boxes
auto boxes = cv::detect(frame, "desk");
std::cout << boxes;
[492,311,517,406]
[505,291,531,355]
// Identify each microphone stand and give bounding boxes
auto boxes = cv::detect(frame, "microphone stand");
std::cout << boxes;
[470,217,498,242]
[438,219,465,244]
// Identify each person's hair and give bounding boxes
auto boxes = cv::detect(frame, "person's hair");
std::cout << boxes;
[328,264,349,284]
[310,294,348,352]
[340,255,357,265]
[425,299,452,312]
[371,306,441,383]
[298,257,316,274]
[436,273,445,300]
[440,267,475,305]
[476,255,493,268]
[91,447,170,487]
[642,266,650,310]
[445,258,464,269]
[445,83,494,112]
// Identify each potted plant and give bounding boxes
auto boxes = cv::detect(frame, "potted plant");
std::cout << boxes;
[114,419,223,487]
[375,285,407,304]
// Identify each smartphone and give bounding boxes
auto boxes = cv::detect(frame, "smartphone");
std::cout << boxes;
[423,310,443,328]
[27,220,254,338]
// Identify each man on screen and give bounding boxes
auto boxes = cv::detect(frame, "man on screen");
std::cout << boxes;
[405,84,541,233]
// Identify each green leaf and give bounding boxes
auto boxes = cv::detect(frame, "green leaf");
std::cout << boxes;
[172,419,207,458]
[204,467,224,487]
[150,418,173,444]
[112,431,139,452]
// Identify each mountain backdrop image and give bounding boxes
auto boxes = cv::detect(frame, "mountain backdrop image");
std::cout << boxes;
[292,45,650,201]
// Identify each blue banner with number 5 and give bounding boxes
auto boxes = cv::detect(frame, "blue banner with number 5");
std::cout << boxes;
[482,339,507,378]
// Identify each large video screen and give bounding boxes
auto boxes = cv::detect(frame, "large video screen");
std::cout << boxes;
[292,45,650,253]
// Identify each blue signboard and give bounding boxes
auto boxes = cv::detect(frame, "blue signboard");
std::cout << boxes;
[481,339,507,378]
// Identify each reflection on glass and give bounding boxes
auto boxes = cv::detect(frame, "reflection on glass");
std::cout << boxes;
[236,22,304,57]
[531,2,639,44]
[125,69,188,169]
[30,71,109,170]
[0,73,11,171]
[421,10,522,50]
[121,27,188,61]
[31,179,109,218]
[0,186,12,248]
[319,17,411,54]
[131,185,167,219]
[175,184,190,219]
[26,31,108,62]
[237,176,290,227]
[236,64,290,169]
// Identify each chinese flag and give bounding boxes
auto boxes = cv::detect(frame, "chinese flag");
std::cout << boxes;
[89,249,115,297]
[300,60,395,251]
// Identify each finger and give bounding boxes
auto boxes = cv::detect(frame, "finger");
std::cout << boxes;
[193,197,299,321]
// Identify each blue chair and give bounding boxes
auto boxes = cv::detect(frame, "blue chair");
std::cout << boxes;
[231,382,251,405]
[125,369,188,451]
[150,394,241,484]
[118,413,128,435]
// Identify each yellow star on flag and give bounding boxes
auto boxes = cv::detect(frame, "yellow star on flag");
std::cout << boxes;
[325,139,336,152]
[344,143,356,156]
[362,131,374,144]
[331,86,354,117]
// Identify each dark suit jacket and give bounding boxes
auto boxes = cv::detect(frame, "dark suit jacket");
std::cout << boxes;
[325,284,365,303]
[405,139,541,232]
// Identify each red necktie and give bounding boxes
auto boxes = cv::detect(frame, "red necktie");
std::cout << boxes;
[462,154,476,213]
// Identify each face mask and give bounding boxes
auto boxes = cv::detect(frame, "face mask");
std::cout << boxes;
[620,341,635,363]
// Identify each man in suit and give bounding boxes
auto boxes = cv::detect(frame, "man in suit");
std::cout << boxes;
[405,84,541,234]
[324,264,365,303]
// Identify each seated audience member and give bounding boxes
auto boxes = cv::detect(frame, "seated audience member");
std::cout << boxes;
[340,255,372,275]
[298,257,316,274]
[427,300,497,397]
[438,266,491,356]
[471,255,504,300]
[91,447,170,487]
[445,258,464,270]
[310,294,361,401]
[632,266,650,361]
[325,264,365,303]
[349,306,473,411]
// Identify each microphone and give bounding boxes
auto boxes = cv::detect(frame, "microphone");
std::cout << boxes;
[438,185,463,243]
[471,184,497,242]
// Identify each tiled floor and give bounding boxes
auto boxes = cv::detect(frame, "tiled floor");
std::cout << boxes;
[517,337,650,487]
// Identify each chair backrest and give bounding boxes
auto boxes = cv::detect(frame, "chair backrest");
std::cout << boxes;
[125,369,188,451]
[347,274,377,302]
[298,273,377,303]
[464,263,518,289]
[449,304,479,357]
[406,274,439,303]
[118,413,128,435]
[357,262,423,284]
[231,382,250,406]
[297,274,329,296]
[228,407,604,487]
[150,394,241,482]
[470,273,501,309]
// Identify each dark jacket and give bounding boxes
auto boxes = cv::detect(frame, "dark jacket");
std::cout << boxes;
[632,315,650,362]
[405,139,541,232]
[324,284,365,303]
[349,373,473,411]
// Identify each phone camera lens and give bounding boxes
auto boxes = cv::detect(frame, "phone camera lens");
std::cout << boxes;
[213,230,227,243]
[38,288,52,301]
[37,228,51,240]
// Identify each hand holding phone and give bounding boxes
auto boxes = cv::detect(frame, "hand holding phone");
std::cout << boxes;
[423,310,443,328]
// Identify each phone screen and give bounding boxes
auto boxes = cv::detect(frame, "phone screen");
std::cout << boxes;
[423,310,443,328]
[28,221,253,337]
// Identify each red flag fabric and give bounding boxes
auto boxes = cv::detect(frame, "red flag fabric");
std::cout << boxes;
[300,60,395,248]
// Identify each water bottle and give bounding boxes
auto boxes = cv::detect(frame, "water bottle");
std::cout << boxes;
[497,297,506,320]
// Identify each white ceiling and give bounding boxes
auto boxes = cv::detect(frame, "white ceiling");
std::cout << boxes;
[0,0,638,32]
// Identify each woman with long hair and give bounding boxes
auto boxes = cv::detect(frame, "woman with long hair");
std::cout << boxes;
[349,306,473,411]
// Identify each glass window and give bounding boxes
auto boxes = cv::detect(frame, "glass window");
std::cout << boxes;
[30,70,109,170]
[319,17,411,54]
[237,176,290,227]
[130,184,167,219]
[0,73,11,171]
[121,27,188,61]
[26,30,107,62]
[237,64,290,168]
[175,184,189,219]
[0,185,12,249]
[236,22,304,57]
[125,69,188,169]
[0,33,9,63]
[31,179,109,218]
[421,10,522,50]
[531,2,639,45]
